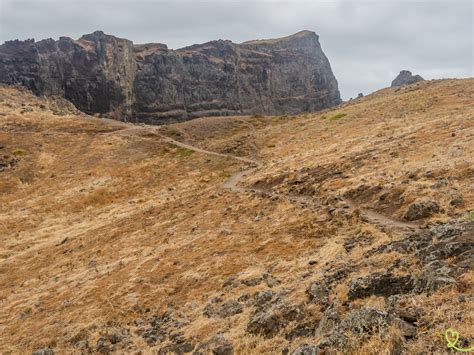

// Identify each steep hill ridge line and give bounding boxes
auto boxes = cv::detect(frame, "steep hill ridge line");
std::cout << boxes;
[0,30,341,124]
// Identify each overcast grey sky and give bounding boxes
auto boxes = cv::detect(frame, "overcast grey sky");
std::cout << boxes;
[1,0,472,99]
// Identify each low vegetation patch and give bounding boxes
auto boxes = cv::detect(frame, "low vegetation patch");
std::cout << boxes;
[175,146,194,157]
[12,148,27,156]
[329,112,347,120]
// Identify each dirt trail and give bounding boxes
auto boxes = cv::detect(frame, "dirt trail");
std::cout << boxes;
[158,132,260,166]
[157,129,419,233]
[345,199,419,231]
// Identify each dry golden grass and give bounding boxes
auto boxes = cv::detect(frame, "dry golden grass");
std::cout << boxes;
[0,79,472,353]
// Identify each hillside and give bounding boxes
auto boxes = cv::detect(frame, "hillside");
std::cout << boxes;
[0,79,473,354]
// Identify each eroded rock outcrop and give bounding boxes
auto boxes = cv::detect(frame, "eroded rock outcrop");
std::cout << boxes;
[391,70,424,87]
[0,30,341,123]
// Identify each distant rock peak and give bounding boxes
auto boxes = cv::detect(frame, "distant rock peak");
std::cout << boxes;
[391,70,424,87]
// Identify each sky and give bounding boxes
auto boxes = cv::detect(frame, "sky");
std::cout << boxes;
[1,0,472,100]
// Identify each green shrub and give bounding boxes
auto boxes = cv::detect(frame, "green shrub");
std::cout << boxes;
[329,112,347,121]
[175,146,194,157]
[466,210,474,221]
[12,148,27,156]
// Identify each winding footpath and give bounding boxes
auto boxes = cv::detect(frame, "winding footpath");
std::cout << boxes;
[157,129,419,233]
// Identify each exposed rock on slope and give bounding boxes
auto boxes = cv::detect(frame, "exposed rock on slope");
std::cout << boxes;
[391,70,424,87]
[0,30,341,123]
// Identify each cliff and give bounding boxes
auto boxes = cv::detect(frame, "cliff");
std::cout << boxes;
[0,30,341,123]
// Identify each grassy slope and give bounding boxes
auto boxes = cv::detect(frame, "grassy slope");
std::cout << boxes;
[0,79,472,353]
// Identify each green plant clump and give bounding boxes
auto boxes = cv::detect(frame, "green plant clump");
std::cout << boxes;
[329,112,347,121]
[12,148,27,156]
[466,210,474,221]
[175,146,194,157]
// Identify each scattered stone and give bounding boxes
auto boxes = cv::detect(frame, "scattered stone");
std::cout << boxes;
[431,178,448,189]
[74,340,89,350]
[238,293,249,302]
[291,344,321,355]
[286,321,318,340]
[306,283,329,307]
[340,308,388,334]
[241,277,263,286]
[96,337,107,351]
[107,328,129,344]
[138,313,179,346]
[247,302,304,338]
[316,302,340,337]
[32,348,54,355]
[323,266,349,285]
[158,341,194,354]
[204,299,243,318]
[391,317,417,339]
[265,275,279,288]
[253,290,274,307]
[0,153,18,172]
[403,200,439,221]
[450,197,464,207]
[210,334,233,355]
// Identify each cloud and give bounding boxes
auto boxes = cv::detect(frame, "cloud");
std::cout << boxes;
[0,0,472,99]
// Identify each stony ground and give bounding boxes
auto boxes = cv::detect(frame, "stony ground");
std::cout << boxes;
[0,80,472,354]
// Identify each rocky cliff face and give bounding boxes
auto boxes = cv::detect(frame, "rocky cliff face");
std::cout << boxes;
[0,30,341,123]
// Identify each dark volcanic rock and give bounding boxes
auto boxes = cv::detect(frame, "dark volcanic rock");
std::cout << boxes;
[317,307,417,350]
[391,70,424,87]
[210,334,234,355]
[0,30,341,123]
[203,299,243,318]
[306,283,329,307]
[348,273,416,300]
[32,348,54,355]
[291,344,321,355]
[246,302,304,338]
[403,200,439,221]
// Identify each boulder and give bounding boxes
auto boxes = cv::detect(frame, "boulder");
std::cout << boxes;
[403,200,439,221]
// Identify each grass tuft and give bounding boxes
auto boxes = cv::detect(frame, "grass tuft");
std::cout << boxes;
[329,112,347,121]
[466,210,474,221]
[175,146,194,157]
[12,148,27,156]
